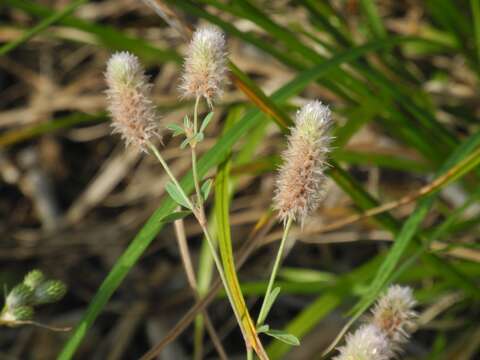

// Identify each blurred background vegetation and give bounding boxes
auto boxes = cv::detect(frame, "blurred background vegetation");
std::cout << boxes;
[1,0,479,359]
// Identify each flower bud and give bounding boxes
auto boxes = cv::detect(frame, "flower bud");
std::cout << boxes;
[6,284,33,308]
[334,324,393,360]
[273,101,333,225]
[32,280,67,305]
[105,52,159,152]
[180,25,228,106]
[23,269,45,289]
[11,306,34,321]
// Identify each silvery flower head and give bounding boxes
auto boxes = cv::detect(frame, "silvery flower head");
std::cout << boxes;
[105,52,159,152]
[180,25,228,107]
[273,101,333,225]
[334,324,393,360]
[371,285,417,347]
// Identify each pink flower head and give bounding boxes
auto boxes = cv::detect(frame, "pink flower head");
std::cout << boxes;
[273,100,333,225]
[180,25,227,107]
[105,52,159,152]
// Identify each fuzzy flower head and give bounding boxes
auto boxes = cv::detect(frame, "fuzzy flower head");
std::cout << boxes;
[180,25,227,107]
[371,285,417,346]
[273,101,333,224]
[334,324,393,360]
[105,52,159,152]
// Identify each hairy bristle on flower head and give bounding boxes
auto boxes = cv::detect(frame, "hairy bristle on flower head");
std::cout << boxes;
[371,285,417,348]
[180,25,227,106]
[273,100,332,224]
[105,52,158,152]
[334,324,393,360]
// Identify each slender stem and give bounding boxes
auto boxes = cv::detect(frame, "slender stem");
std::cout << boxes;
[147,140,248,345]
[256,216,293,326]
[191,96,203,208]
[147,141,194,210]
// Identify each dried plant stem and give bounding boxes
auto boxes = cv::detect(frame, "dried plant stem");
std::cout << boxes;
[146,140,251,355]
[173,219,227,360]
[257,216,293,326]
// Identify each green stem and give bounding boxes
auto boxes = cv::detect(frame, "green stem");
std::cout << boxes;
[191,96,203,208]
[256,216,293,326]
[147,141,193,210]
[147,140,248,344]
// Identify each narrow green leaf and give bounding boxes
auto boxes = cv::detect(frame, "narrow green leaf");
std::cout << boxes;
[350,129,480,321]
[264,329,300,346]
[200,112,214,133]
[472,0,480,65]
[180,138,190,149]
[0,0,88,56]
[184,115,191,129]
[260,286,281,324]
[165,182,190,209]
[195,132,204,143]
[8,0,180,63]
[257,324,270,334]
[166,124,185,137]
[160,211,191,223]
[201,179,213,201]
[359,0,386,38]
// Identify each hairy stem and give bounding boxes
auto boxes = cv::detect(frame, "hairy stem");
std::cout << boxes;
[257,216,293,326]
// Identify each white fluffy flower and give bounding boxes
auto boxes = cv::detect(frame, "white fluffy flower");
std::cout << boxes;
[372,285,417,347]
[273,100,333,224]
[334,324,393,360]
[105,52,159,152]
[180,25,227,106]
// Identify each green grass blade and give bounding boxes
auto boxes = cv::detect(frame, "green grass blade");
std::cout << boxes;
[472,0,480,65]
[0,113,105,148]
[7,0,180,64]
[350,128,480,319]
[359,0,386,38]
[0,0,87,56]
